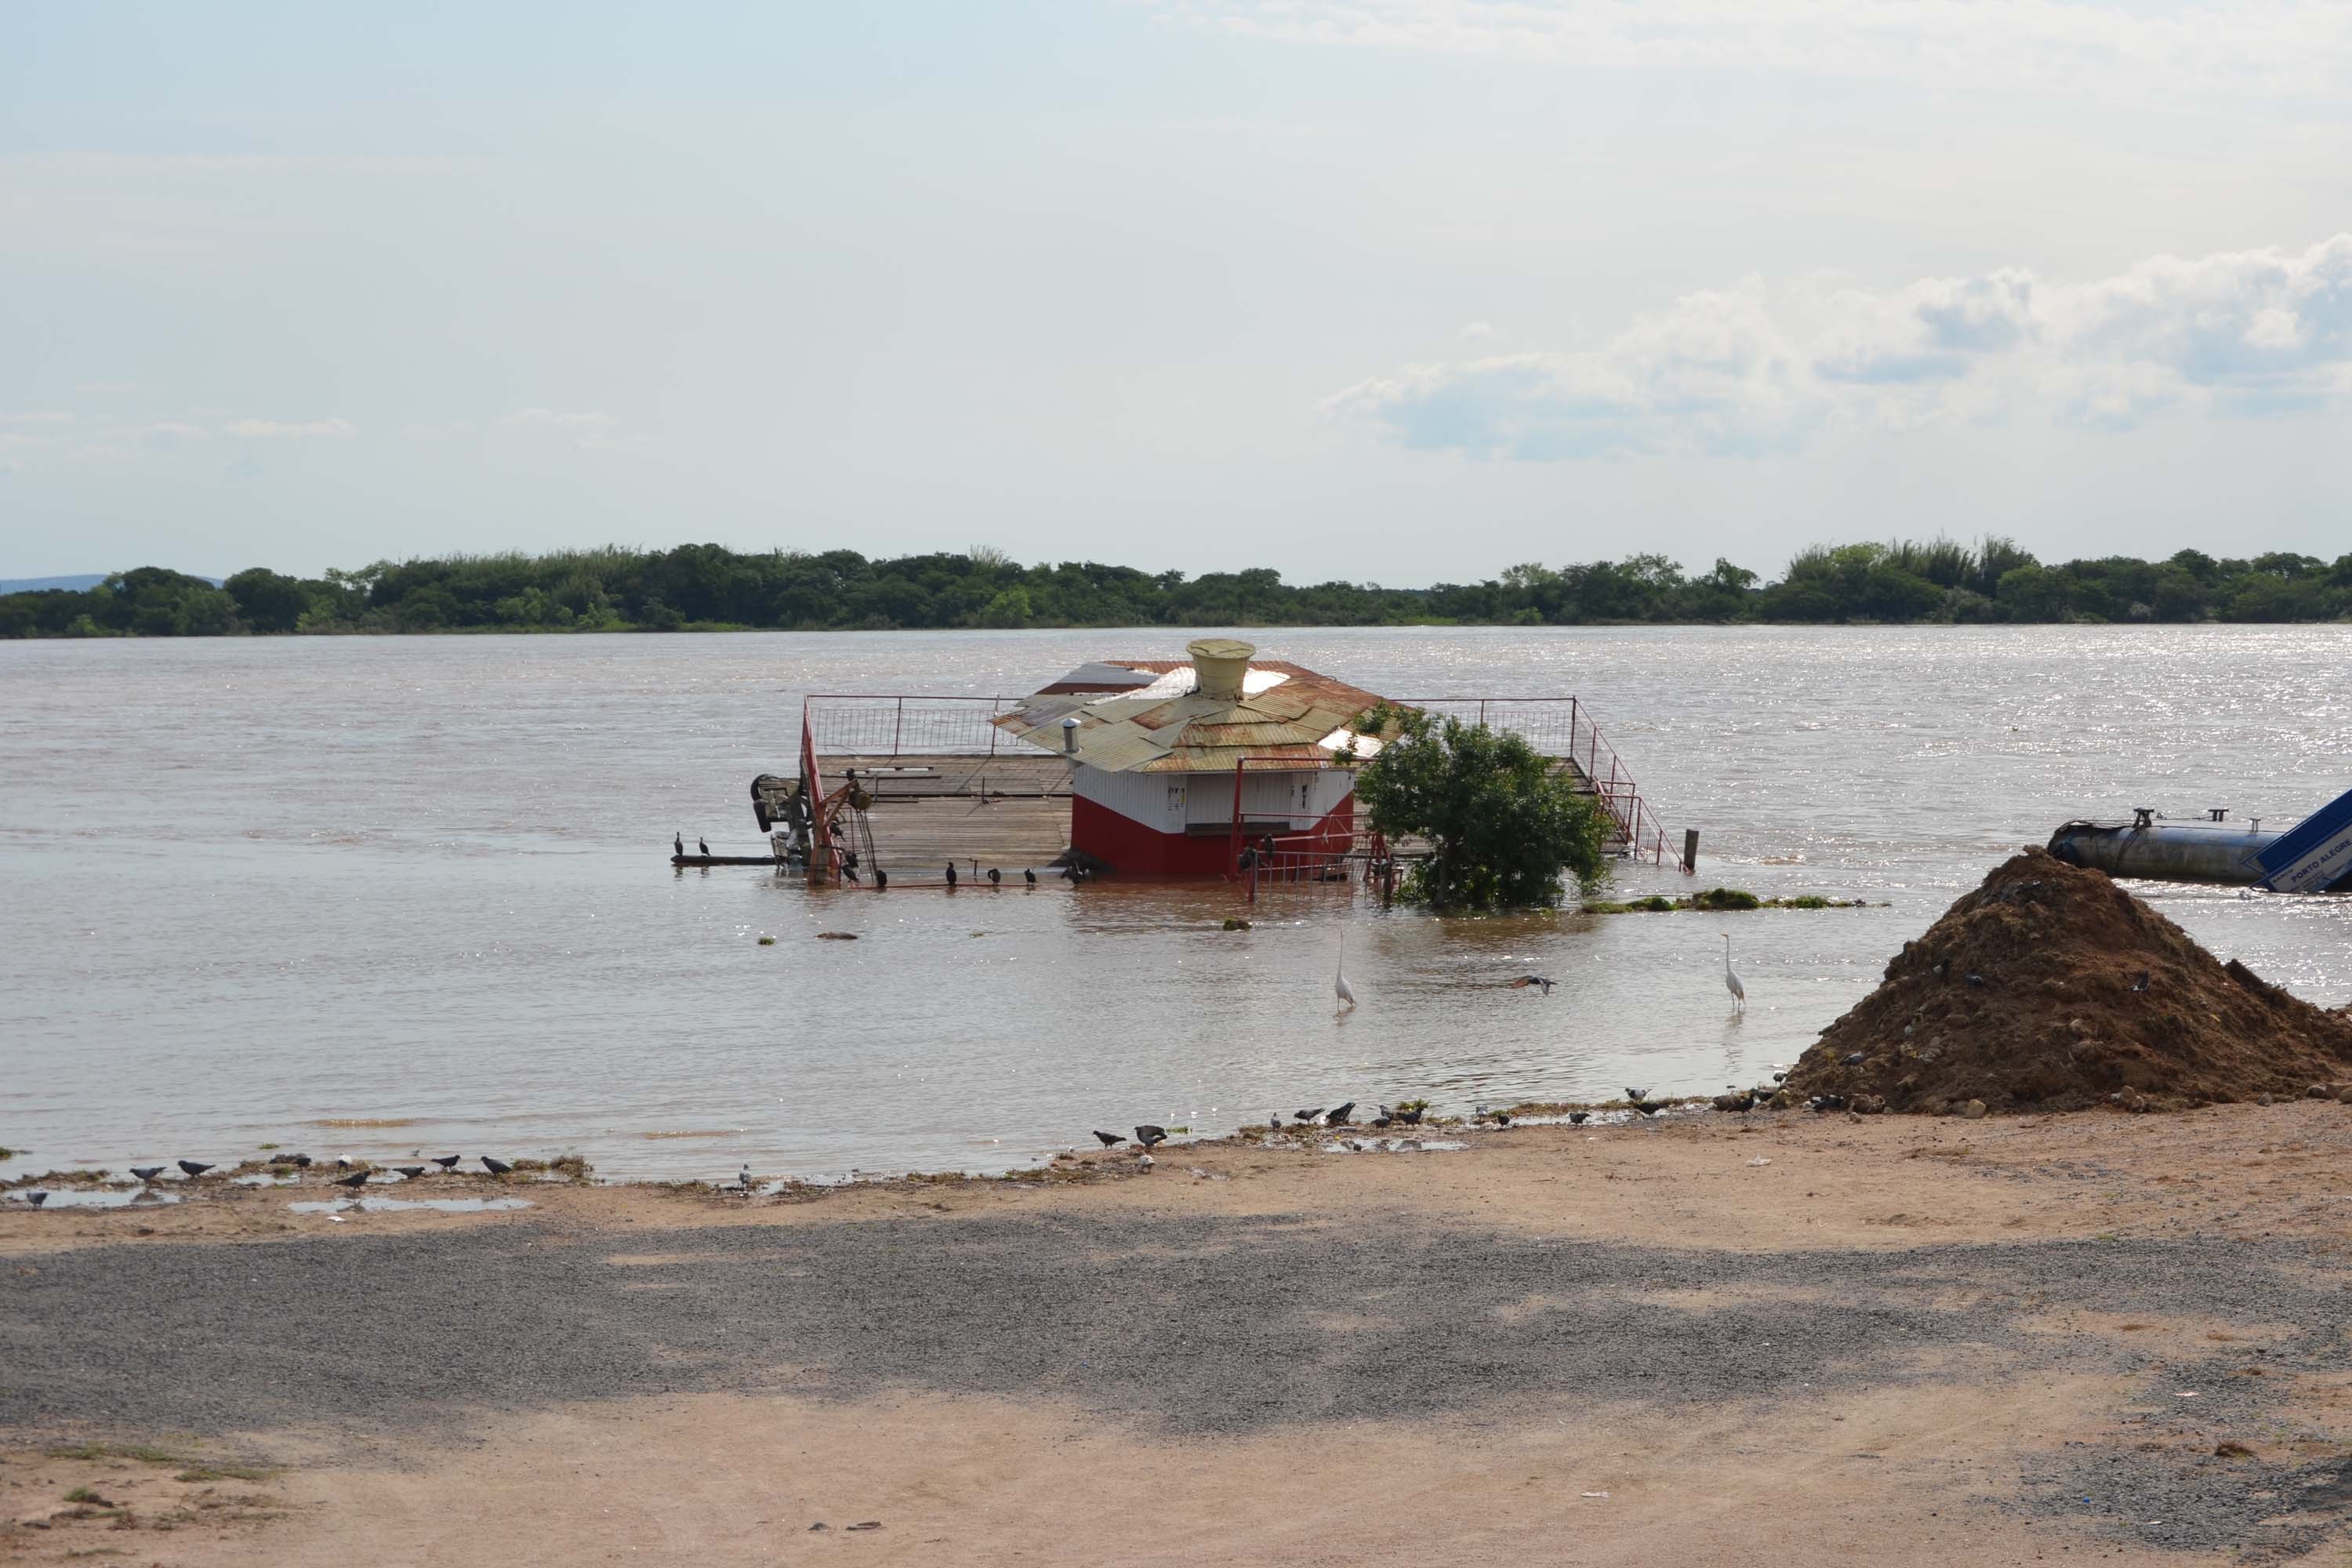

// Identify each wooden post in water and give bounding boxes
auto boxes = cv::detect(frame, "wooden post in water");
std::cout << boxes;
[1682,829,1700,874]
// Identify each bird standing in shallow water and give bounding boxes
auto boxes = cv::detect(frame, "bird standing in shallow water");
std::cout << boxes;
[177,1160,213,1178]
[986,867,1002,886]
[1024,868,1036,885]
[396,1166,426,1178]
[131,1166,163,1183]
[1335,929,1356,1011]
[945,862,958,888]
[873,867,887,891]
[1722,933,1745,1013]
[334,1170,368,1189]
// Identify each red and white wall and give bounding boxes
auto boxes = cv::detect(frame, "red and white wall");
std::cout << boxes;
[1069,765,1355,877]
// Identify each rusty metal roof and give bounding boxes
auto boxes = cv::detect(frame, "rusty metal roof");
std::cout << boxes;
[996,655,1399,775]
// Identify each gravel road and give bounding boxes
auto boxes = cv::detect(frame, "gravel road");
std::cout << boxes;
[5,1213,2348,1555]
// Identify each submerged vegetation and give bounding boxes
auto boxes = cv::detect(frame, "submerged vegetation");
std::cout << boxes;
[1580,889,1876,913]
[1356,712,1612,910]
[6,536,2352,637]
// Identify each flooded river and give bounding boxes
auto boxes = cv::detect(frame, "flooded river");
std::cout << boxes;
[5,625,2350,1182]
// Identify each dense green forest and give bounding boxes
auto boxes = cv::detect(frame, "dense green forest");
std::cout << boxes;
[5,538,2351,638]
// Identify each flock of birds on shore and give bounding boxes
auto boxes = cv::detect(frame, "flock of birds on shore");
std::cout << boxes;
[8,1152,533,1209]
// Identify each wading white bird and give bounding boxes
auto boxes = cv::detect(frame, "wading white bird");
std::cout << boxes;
[1723,932,1746,1012]
[1335,929,1357,1011]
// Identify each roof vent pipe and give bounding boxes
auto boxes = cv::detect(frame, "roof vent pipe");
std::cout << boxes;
[1187,638,1255,702]
[1061,716,1080,755]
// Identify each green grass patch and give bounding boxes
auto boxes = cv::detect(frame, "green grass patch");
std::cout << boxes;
[174,1463,276,1482]
[47,1443,274,1481]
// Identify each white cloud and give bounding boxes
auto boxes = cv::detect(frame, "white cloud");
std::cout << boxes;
[2,152,459,177]
[1323,235,2352,458]
[498,408,616,430]
[1167,0,2352,101]
[222,417,357,439]
[0,409,72,426]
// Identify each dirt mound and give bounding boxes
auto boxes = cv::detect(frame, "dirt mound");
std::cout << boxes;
[1784,848,2352,1113]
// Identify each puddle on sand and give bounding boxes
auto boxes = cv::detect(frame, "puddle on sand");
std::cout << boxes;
[1317,1137,1468,1155]
[233,1173,299,1187]
[10,1187,183,1209]
[289,1196,534,1214]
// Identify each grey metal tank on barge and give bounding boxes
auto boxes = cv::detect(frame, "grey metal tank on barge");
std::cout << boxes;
[2045,807,2281,886]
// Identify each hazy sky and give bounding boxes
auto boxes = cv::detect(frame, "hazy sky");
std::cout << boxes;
[4,2,2350,585]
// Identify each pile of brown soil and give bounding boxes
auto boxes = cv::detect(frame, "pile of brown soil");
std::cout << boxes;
[1784,848,2352,1113]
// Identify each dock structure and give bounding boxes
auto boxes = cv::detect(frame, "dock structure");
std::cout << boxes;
[747,643,1683,888]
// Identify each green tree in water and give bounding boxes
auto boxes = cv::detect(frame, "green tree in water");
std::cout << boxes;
[1355,712,1611,909]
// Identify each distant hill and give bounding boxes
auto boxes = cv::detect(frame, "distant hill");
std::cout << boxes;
[0,572,220,593]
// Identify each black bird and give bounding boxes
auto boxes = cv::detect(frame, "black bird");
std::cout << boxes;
[1024,868,1037,885]
[431,1154,461,1169]
[2131,970,2151,993]
[25,1191,47,1208]
[1133,1125,1167,1149]
[1326,1102,1356,1126]
[1567,1111,1590,1125]
[1629,1101,1661,1118]
[987,867,1002,885]
[1371,1110,1394,1128]
[946,862,958,887]
[1624,1087,1650,1105]
[1091,1131,1126,1148]
[873,867,887,891]
[1964,971,1985,987]
[334,1170,368,1189]
[843,864,859,884]
[131,1166,164,1182]
[1396,1106,1424,1126]
[1510,975,1557,994]
[177,1160,213,1178]
[674,832,684,857]
[1809,1094,1848,1113]
[394,1165,424,1179]
[1294,1108,1325,1123]
[481,1156,513,1175]
[1490,1109,1513,1127]
[699,837,710,857]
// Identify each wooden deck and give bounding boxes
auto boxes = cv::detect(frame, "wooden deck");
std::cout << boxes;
[816,753,1073,875]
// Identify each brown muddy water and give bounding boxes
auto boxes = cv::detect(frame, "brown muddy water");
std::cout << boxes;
[4,626,2350,1184]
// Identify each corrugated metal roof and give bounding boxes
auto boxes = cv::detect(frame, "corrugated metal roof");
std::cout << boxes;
[993,653,1401,776]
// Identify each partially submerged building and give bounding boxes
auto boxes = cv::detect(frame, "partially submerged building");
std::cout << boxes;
[989,639,1389,877]
[764,639,1678,886]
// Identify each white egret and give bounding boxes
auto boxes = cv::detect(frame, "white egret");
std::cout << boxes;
[1335,928,1357,1010]
[1723,932,1746,1012]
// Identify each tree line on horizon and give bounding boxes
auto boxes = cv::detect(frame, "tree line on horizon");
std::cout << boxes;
[4,537,2350,639]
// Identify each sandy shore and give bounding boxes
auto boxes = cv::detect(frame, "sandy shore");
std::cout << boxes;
[7,1102,2352,1565]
